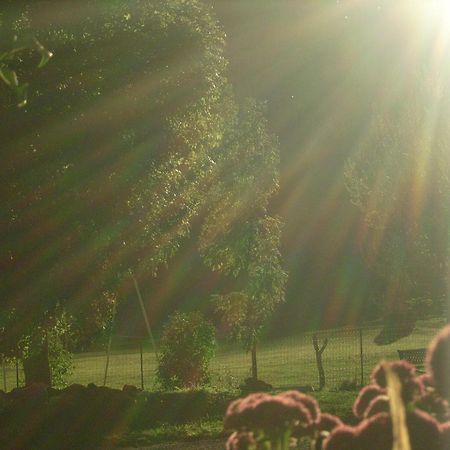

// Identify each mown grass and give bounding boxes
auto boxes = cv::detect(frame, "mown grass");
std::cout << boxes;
[113,390,357,447]
[2,318,444,392]
[74,317,444,391]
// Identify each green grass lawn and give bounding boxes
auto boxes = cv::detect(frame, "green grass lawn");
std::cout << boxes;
[113,390,357,447]
[2,317,445,392]
[71,317,445,391]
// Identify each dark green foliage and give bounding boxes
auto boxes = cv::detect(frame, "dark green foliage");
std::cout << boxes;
[0,384,233,449]
[0,0,232,383]
[345,85,450,321]
[157,311,216,389]
[200,100,287,366]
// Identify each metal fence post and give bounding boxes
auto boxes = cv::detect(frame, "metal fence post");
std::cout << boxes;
[2,355,7,391]
[140,342,144,390]
[103,334,113,387]
[359,328,364,386]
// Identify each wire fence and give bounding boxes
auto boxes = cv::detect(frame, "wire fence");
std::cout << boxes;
[1,320,444,392]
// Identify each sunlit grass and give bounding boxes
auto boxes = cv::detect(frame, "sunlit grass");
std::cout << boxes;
[2,318,443,392]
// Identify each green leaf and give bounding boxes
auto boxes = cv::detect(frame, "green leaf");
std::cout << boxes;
[15,82,29,108]
[34,38,53,68]
[0,67,18,87]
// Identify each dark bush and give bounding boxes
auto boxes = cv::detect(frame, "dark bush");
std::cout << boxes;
[0,383,232,449]
[157,311,216,389]
[239,377,273,394]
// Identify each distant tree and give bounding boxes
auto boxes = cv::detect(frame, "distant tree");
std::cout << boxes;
[201,100,288,380]
[0,0,233,384]
[345,83,450,325]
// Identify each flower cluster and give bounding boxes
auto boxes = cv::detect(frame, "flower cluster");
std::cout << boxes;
[224,324,450,449]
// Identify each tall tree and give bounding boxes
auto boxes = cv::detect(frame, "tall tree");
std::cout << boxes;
[0,0,233,383]
[200,100,288,379]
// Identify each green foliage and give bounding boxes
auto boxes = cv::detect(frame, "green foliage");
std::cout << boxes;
[48,337,72,388]
[200,100,287,351]
[0,0,232,382]
[157,311,216,390]
[345,83,450,317]
[69,291,117,352]
[0,36,52,107]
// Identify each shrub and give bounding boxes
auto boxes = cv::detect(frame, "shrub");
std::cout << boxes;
[157,311,216,389]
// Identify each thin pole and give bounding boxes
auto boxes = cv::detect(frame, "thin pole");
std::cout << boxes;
[140,341,144,390]
[103,302,117,386]
[130,270,158,358]
[15,359,19,387]
[359,328,364,386]
[2,356,7,391]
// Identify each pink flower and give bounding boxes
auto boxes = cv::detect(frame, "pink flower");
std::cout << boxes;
[371,360,416,388]
[415,390,450,422]
[323,425,358,450]
[224,392,310,433]
[364,395,390,418]
[317,413,343,432]
[416,373,434,388]
[278,390,320,423]
[426,324,450,400]
[357,410,441,450]
[402,377,425,403]
[353,384,385,419]
[356,412,392,450]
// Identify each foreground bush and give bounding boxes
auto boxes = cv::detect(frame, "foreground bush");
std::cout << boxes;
[0,384,232,449]
[157,311,216,389]
[224,324,450,450]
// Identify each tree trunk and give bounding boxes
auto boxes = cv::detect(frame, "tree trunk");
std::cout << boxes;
[251,339,258,381]
[312,334,328,390]
[23,338,51,386]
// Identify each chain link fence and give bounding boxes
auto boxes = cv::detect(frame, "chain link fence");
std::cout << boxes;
[1,320,443,392]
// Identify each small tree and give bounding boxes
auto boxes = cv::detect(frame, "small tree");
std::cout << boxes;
[200,100,287,381]
[157,311,216,390]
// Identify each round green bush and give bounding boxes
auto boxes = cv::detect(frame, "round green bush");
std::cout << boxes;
[157,311,216,389]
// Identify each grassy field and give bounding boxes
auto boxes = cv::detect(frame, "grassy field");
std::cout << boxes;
[2,318,445,392]
[112,391,357,447]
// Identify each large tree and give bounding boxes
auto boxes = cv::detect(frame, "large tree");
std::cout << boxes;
[200,100,287,379]
[0,0,233,384]
[345,82,450,328]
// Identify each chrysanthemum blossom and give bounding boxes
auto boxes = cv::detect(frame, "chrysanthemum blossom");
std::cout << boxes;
[371,360,416,388]
[416,373,434,389]
[224,392,311,433]
[356,412,393,450]
[415,391,450,422]
[426,324,450,400]
[317,413,343,432]
[406,409,441,450]
[323,425,358,450]
[357,410,441,450]
[402,377,425,403]
[364,394,390,418]
[353,384,386,419]
[251,395,311,431]
[278,390,320,423]
[224,398,247,430]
